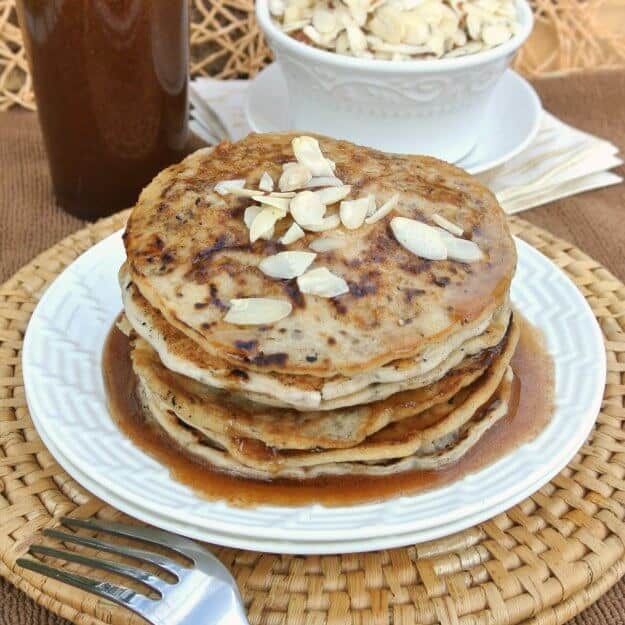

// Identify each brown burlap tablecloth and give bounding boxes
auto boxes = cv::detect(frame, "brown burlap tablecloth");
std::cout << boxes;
[0,69,624,625]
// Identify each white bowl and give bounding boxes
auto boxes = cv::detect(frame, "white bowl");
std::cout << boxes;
[255,0,534,161]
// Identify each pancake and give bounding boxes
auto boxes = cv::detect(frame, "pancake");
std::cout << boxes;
[121,263,511,410]
[136,366,513,480]
[124,133,516,378]
[132,316,518,468]
[116,131,523,490]
[129,325,508,450]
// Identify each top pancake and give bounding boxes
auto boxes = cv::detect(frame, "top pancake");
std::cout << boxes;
[124,133,516,377]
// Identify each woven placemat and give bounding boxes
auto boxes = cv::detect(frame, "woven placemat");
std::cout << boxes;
[1,212,624,625]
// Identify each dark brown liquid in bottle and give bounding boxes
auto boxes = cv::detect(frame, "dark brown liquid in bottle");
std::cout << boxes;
[17,0,189,219]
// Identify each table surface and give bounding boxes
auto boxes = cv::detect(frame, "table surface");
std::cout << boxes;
[0,69,624,625]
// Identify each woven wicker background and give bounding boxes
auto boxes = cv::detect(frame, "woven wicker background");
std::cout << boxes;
[1,213,624,625]
[1,0,624,112]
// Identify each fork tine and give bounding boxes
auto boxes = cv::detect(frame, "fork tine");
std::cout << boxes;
[61,517,198,561]
[16,557,150,611]
[28,544,167,594]
[43,528,184,578]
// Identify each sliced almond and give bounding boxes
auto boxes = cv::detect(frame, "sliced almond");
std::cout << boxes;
[297,267,349,298]
[482,23,511,46]
[369,39,429,54]
[365,193,399,224]
[346,22,368,53]
[280,222,306,245]
[259,251,317,279]
[365,193,378,217]
[244,204,260,228]
[354,47,375,60]
[495,2,517,19]
[403,12,429,45]
[452,27,468,47]
[250,207,286,243]
[281,19,311,33]
[432,213,464,236]
[369,6,405,44]
[399,0,424,10]
[428,31,446,56]
[315,185,352,205]
[334,3,352,28]
[224,298,292,325]
[417,0,444,23]
[270,191,297,198]
[309,236,348,252]
[301,25,321,43]
[348,2,368,26]
[222,187,260,198]
[443,237,484,263]
[303,25,331,47]
[440,13,460,37]
[431,225,455,240]
[444,41,484,57]
[336,31,350,54]
[313,6,337,32]
[278,163,313,192]
[292,136,334,177]
[304,213,341,232]
[269,0,285,16]
[447,0,464,14]
[305,176,344,188]
[290,190,326,227]
[283,4,302,24]
[259,171,274,192]
[340,196,370,230]
[390,217,447,260]
[252,194,291,211]
[214,179,246,195]
[467,12,482,39]
[244,205,274,241]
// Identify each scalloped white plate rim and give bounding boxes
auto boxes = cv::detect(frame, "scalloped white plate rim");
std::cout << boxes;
[245,64,542,174]
[33,425,580,554]
[23,229,606,544]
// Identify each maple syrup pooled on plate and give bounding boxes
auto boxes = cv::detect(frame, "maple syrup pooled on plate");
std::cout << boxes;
[102,314,554,507]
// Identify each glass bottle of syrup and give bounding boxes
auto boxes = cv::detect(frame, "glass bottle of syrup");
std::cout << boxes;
[17,0,189,219]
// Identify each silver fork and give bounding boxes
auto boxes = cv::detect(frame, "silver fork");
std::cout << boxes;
[17,517,249,625]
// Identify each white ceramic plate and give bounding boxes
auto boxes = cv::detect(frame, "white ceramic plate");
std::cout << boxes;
[245,64,542,174]
[23,231,605,554]
[33,428,563,554]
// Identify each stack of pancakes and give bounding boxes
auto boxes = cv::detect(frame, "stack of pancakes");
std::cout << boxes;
[120,133,518,480]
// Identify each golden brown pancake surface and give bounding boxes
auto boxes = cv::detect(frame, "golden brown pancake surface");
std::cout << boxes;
[124,133,516,377]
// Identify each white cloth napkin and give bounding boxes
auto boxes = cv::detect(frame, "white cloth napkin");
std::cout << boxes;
[478,112,623,214]
[190,77,623,214]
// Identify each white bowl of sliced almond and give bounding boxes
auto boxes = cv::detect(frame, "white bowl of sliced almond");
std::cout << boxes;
[256,0,533,162]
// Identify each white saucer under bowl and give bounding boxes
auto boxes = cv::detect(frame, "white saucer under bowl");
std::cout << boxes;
[245,63,542,175]
[22,230,605,554]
